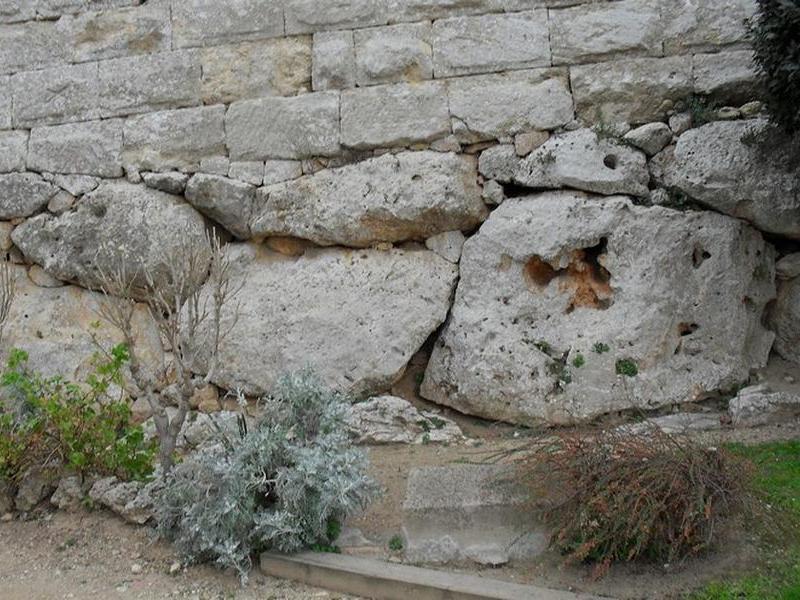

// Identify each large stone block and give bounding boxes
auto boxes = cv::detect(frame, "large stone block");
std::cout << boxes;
[0,130,27,173]
[447,69,573,143]
[651,119,800,240]
[200,37,312,104]
[422,192,776,424]
[189,243,458,397]
[0,173,57,219]
[0,21,67,75]
[386,0,504,22]
[11,181,211,295]
[1,264,163,382]
[431,11,550,78]
[354,22,433,86]
[571,55,693,125]
[251,151,487,247]
[28,119,123,178]
[0,1,35,23]
[56,4,170,63]
[185,174,255,240]
[549,0,662,65]
[35,0,143,19]
[171,0,284,49]
[284,0,389,34]
[692,50,760,105]
[10,62,101,128]
[227,92,340,161]
[312,31,356,91]
[341,81,449,149]
[769,278,800,365]
[122,105,226,172]
[98,50,202,119]
[663,0,756,54]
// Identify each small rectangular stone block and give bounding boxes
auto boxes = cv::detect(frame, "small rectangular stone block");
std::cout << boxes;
[28,119,123,178]
[0,130,27,173]
[549,0,662,65]
[172,0,284,49]
[98,50,202,119]
[201,37,312,105]
[448,69,574,142]
[56,4,171,63]
[263,160,303,185]
[229,161,264,186]
[0,1,35,24]
[285,0,389,34]
[571,55,693,125]
[312,31,356,91]
[0,75,10,129]
[693,50,760,104]
[354,22,433,86]
[226,92,341,160]
[122,105,226,172]
[0,21,68,75]
[35,0,143,19]
[662,0,756,54]
[386,0,505,23]
[431,11,550,78]
[341,81,450,149]
[11,62,102,128]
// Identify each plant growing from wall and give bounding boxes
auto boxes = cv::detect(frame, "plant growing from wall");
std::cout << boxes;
[155,370,378,581]
[750,0,800,133]
[96,234,241,474]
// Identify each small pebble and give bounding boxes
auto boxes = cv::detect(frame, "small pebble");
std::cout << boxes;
[169,561,181,575]
[131,563,142,575]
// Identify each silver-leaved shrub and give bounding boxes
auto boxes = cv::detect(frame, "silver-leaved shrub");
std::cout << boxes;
[155,370,379,581]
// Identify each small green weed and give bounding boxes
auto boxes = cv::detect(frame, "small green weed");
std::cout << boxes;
[389,535,404,552]
[572,354,586,368]
[593,342,610,354]
[615,358,639,378]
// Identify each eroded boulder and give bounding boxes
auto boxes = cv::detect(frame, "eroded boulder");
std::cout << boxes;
[422,192,775,424]
[251,151,486,247]
[346,396,462,445]
[769,276,800,365]
[11,181,212,296]
[652,119,800,239]
[0,173,58,219]
[190,243,458,397]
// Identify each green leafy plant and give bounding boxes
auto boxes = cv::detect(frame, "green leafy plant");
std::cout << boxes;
[155,370,379,581]
[687,95,718,127]
[592,342,610,354]
[0,346,156,483]
[615,358,639,378]
[572,354,586,368]
[750,0,800,133]
[388,535,404,552]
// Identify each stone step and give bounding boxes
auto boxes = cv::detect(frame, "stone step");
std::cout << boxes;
[260,552,607,600]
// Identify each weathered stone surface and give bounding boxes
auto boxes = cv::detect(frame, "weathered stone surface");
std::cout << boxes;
[355,23,433,86]
[663,0,756,54]
[478,144,519,181]
[190,243,458,397]
[122,106,226,172]
[0,21,67,75]
[431,11,549,78]
[141,171,190,195]
[199,156,230,176]
[98,51,202,119]
[201,38,312,104]
[11,62,101,128]
[89,476,162,525]
[692,50,760,105]
[346,396,463,444]
[422,192,776,424]
[57,4,170,63]
[11,182,211,295]
[172,0,284,48]
[251,151,486,247]
[0,221,13,251]
[729,384,800,426]
[341,82,449,149]
[777,254,800,280]
[515,130,549,156]
[50,476,84,511]
[42,173,99,197]
[28,119,123,178]
[228,161,264,186]
[0,173,57,219]
[227,92,341,160]
[769,278,800,365]
[0,130,26,173]
[402,464,547,565]
[0,0,34,23]
[0,75,10,129]
[36,0,143,19]
[387,0,504,22]
[312,31,356,91]
[509,129,650,197]
[622,122,673,156]
[263,160,303,185]
[550,0,661,65]
[15,467,56,512]
[285,0,389,34]
[448,70,574,143]
[28,265,65,288]
[639,412,723,435]
[0,480,12,514]
[652,119,800,239]
[571,56,693,125]
[185,174,255,239]
[425,230,466,264]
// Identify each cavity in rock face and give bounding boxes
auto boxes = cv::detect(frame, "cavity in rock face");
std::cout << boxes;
[421,191,775,425]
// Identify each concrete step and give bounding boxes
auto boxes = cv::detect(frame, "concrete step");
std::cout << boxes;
[260,552,608,600]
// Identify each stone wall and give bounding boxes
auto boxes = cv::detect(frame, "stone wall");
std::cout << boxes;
[2,0,798,424]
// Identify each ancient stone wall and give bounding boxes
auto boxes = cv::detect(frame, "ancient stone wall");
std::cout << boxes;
[2,0,798,424]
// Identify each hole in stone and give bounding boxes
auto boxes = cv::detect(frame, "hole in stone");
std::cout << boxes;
[692,245,711,268]
[678,322,699,336]
[603,154,618,170]
[524,256,558,287]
